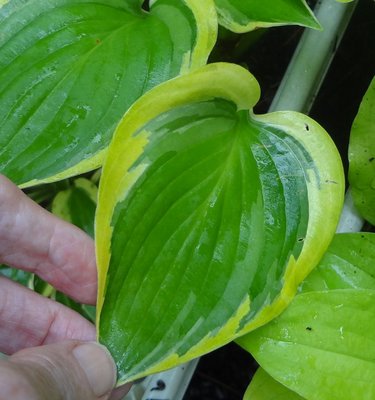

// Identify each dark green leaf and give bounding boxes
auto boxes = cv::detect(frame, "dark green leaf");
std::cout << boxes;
[0,0,216,186]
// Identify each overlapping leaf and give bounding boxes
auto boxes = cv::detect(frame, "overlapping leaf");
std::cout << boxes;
[96,63,344,383]
[240,233,375,400]
[300,233,375,292]
[0,0,217,187]
[244,368,305,400]
[214,0,320,33]
[348,76,375,225]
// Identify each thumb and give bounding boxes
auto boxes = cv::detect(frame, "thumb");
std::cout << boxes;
[0,341,117,400]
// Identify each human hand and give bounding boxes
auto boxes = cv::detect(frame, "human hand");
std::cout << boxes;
[0,175,130,399]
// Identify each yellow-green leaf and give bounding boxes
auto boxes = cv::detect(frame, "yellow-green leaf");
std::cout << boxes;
[244,368,305,400]
[301,233,375,292]
[240,233,375,400]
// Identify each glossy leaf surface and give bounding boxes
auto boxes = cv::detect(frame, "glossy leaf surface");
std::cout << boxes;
[214,0,320,33]
[96,63,344,383]
[240,233,375,400]
[0,0,216,187]
[348,76,375,225]
[244,368,305,400]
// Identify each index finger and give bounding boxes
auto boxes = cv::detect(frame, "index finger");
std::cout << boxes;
[0,175,97,305]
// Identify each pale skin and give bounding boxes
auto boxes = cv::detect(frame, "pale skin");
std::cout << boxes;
[0,174,131,400]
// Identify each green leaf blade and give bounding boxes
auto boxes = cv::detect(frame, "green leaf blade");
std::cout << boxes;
[0,0,216,186]
[100,101,265,380]
[96,63,344,383]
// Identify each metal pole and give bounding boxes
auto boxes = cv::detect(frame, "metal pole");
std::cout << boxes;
[270,0,358,114]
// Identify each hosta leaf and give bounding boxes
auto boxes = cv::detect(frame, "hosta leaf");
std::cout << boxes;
[214,0,320,33]
[239,233,375,400]
[300,233,375,292]
[52,177,97,238]
[96,63,344,383]
[244,368,305,400]
[0,0,217,187]
[348,76,375,225]
[239,289,375,400]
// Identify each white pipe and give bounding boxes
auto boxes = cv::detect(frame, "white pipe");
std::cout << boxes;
[270,0,358,114]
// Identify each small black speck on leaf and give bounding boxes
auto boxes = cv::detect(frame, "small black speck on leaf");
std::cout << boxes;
[369,157,374,162]
[306,326,313,331]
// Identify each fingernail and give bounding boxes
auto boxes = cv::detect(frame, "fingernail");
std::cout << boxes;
[73,342,116,397]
